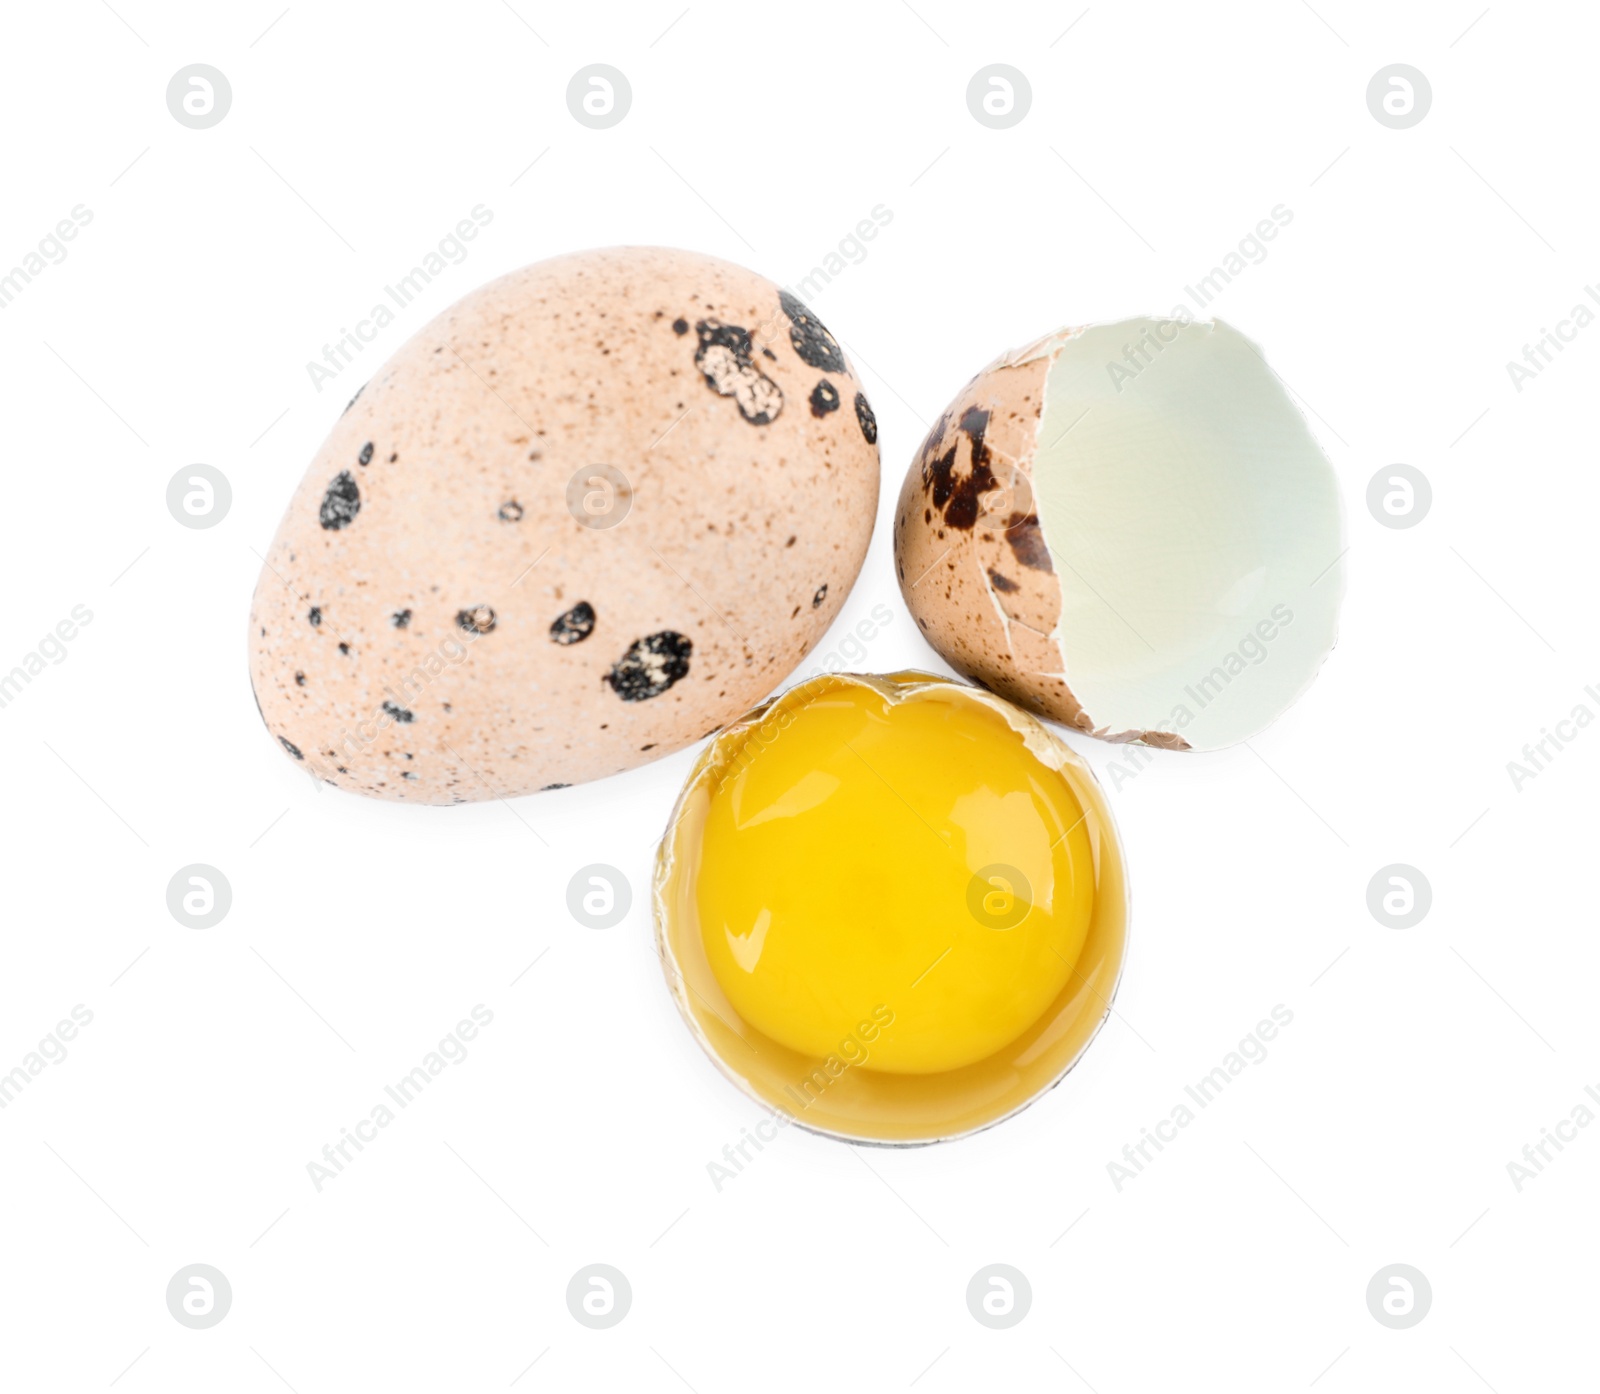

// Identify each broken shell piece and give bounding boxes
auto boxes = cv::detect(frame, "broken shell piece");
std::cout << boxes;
[893,318,1344,752]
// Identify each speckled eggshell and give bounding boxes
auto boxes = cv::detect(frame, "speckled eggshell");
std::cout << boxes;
[892,352,1071,715]
[249,247,881,803]
[893,343,1180,747]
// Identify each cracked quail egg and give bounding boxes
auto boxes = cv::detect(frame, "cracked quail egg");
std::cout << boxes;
[893,317,1344,752]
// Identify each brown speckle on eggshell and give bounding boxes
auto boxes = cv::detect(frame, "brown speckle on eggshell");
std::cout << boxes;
[894,352,1111,737]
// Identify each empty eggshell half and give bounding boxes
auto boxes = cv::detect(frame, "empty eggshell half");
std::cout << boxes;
[249,247,881,802]
[893,318,1344,752]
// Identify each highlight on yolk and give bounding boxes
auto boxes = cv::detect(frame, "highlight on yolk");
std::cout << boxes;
[653,671,1129,1145]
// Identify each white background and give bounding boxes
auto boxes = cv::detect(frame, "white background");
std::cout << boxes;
[1,0,1595,1389]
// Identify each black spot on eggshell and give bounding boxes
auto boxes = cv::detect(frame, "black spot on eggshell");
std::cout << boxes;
[780,290,845,373]
[854,391,878,445]
[358,441,374,467]
[308,606,322,627]
[382,700,415,723]
[294,671,306,686]
[391,609,412,628]
[810,379,841,417]
[925,445,956,510]
[541,782,571,791]
[279,735,305,760]
[607,631,692,701]
[959,405,991,450]
[1005,513,1054,573]
[694,320,783,425]
[988,568,1020,593]
[457,605,496,634]
[498,500,524,522]
[319,470,361,530]
[920,405,996,532]
[550,601,596,645]
[343,383,366,414]
[338,642,351,655]
[812,585,828,608]
[672,317,689,335]
[944,408,996,530]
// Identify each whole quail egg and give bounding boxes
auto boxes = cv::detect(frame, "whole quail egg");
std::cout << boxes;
[248,247,881,802]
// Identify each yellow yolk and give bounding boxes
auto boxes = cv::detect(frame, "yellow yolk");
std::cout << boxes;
[691,676,1096,1075]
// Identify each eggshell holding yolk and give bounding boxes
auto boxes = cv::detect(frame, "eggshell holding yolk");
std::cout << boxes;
[248,246,881,802]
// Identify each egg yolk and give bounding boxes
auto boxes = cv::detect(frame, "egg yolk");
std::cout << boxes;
[692,676,1096,1075]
